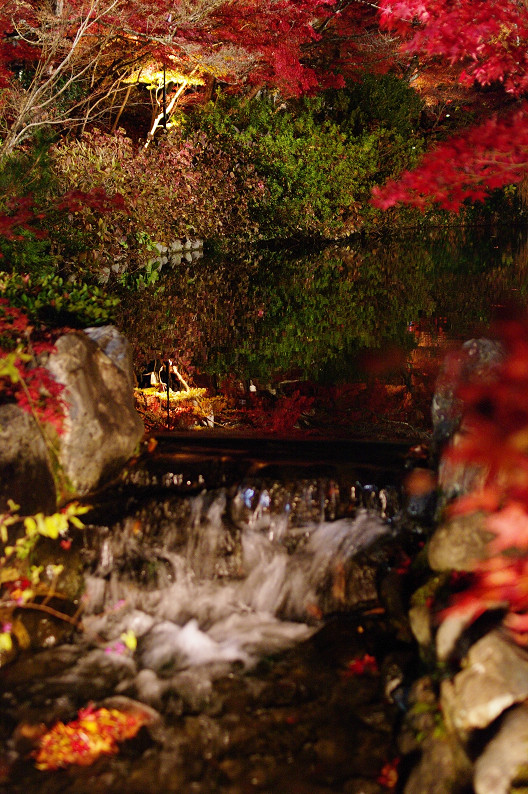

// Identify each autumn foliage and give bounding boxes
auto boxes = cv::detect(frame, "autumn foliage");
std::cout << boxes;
[372,0,528,210]
[33,705,151,770]
[441,312,528,643]
[0,299,65,434]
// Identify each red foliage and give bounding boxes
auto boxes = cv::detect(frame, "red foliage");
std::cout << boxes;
[372,105,528,211]
[0,299,66,435]
[246,390,315,434]
[441,314,528,642]
[377,756,400,789]
[342,653,378,676]
[373,0,528,210]
[54,187,126,214]
[378,0,528,95]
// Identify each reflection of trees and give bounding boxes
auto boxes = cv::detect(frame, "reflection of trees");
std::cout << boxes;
[426,227,528,336]
[116,256,260,373]
[118,227,528,385]
[233,243,437,382]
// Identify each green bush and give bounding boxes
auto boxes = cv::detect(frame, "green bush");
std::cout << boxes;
[0,272,119,327]
[182,78,426,240]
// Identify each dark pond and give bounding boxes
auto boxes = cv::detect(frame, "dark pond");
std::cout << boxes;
[123,225,528,377]
[1,225,527,793]
[120,224,528,439]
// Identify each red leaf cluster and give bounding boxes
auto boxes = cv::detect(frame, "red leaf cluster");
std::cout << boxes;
[0,299,66,435]
[378,0,528,96]
[441,314,528,642]
[373,0,528,209]
[372,105,528,211]
[342,653,378,677]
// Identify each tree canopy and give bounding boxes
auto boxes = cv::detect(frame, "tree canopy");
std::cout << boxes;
[372,0,528,211]
[0,0,391,157]
[1,0,527,219]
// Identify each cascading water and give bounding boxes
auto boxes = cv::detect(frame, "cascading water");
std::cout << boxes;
[1,449,417,793]
[80,481,393,697]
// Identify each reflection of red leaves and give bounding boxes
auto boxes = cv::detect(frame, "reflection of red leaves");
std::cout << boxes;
[247,391,314,434]
[34,706,150,770]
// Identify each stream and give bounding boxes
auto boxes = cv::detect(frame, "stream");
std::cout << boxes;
[3,224,527,792]
[0,436,425,793]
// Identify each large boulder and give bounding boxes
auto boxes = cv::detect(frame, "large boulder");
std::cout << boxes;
[0,403,57,514]
[46,329,144,496]
[84,325,137,391]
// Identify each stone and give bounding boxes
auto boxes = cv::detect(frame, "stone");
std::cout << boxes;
[408,604,433,649]
[474,704,528,794]
[84,325,136,391]
[46,331,144,495]
[432,337,503,448]
[397,675,439,756]
[403,734,472,794]
[437,431,488,506]
[0,403,57,515]
[441,630,528,734]
[436,610,480,662]
[428,512,492,572]
[397,678,472,793]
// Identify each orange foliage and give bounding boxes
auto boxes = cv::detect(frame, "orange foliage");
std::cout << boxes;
[34,706,150,770]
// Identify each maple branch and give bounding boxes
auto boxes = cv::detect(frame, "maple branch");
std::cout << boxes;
[15,600,81,626]
[1,0,122,159]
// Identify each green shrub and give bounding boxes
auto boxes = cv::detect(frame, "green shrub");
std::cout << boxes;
[0,272,119,327]
[182,79,426,240]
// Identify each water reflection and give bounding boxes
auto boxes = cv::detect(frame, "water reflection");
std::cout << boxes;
[121,226,528,385]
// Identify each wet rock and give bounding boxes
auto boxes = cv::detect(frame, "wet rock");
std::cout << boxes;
[428,512,491,572]
[41,647,137,703]
[408,604,433,649]
[46,331,144,495]
[14,610,73,652]
[473,704,528,794]
[441,630,528,734]
[0,404,56,515]
[403,734,472,794]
